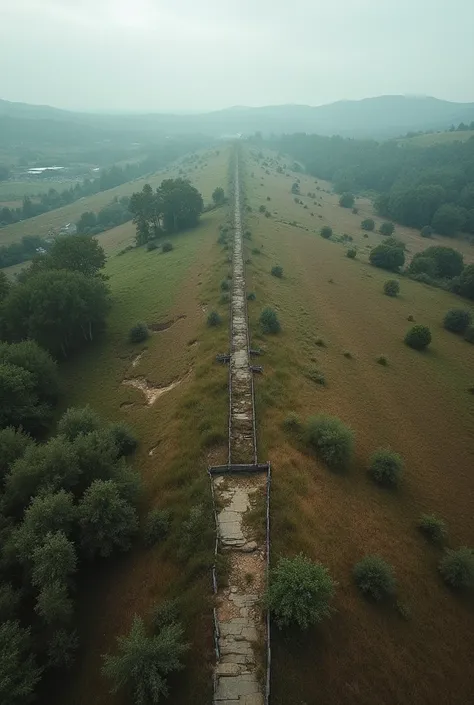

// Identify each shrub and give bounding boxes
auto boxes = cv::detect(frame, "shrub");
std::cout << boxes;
[306,368,325,385]
[346,248,357,259]
[343,351,352,359]
[443,309,472,334]
[369,448,403,487]
[305,415,354,469]
[352,207,359,214]
[129,323,149,344]
[282,412,302,433]
[370,244,405,271]
[380,222,395,236]
[207,311,221,327]
[265,554,336,629]
[405,325,431,350]
[260,307,281,334]
[108,422,138,456]
[264,210,271,218]
[146,240,158,251]
[258,205,266,213]
[271,265,283,278]
[320,226,332,239]
[162,241,173,253]
[438,547,474,588]
[464,326,474,343]
[315,337,326,347]
[247,292,256,301]
[251,247,261,255]
[407,315,414,321]
[376,355,388,366]
[361,218,375,231]
[353,555,396,600]
[383,279,400,297]
[339,192,355,208]
[150,599,180,632]
[220,293,230,304]
[266,196,271,201]
[458,263,474,300]
[418,513,447,544]
[144,509,170,547]
[244,230,252,239]
[220,279,230,292]
[408,256,437,277]
[420,225,433,238]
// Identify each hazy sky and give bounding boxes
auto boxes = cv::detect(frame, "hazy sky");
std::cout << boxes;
[1,0,473,112]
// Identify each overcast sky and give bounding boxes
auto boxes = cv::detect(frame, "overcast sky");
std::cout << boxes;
[1,0,473,112]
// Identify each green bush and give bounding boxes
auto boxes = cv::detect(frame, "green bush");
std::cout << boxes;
[244,230,252,239]
[369,448,403,487]
[370,244,405,271]
[353,555,396,600]
[464,326,474,343]
[376,355,388,366]
[380,222,395,236]
[150,598,180,632]
[260,307,281,334]
[247,292,256,301]
[108,422,138,456]
[305,415,354,469]
[438,547,474,589]
[361,218,375,232]
[339,192,355,208]
[207,311,222,327]
[418,513,447,544]
[346,248,357,259]
[282,412,302,433]
[162,241,173,253]
[128,323,149,344]
[408,256,437,277]
[320,226,332,239]
[420,225,433,238]
[405,325,431,350]
[146,240,158,251]
[271,265,283,278]
[220,279,230,292]
[264,211,271,218]
[443,309,472,334]
[383,279,400,297]
[144,509,171,547]
[265,554,336,629]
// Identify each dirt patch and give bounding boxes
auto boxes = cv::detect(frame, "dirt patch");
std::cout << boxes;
[122,373,188,405]
[120,401,135,410]
[131,351,144,368]
[148,442,161,456]
[149,314,186,332]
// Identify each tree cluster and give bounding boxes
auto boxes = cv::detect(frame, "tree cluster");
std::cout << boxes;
[0,236,49,270]
[129,179,204,246]
[0,407,140,704]
[272,133,474,236]
[76,196,132,236]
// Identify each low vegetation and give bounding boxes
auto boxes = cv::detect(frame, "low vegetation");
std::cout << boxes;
[405,325,432,350]
[260,307,281,334]
[265,554,336,629]
[129,322,149,344]
[305,415,354,469]
[443,309,472,334]
[418,514,447,544]
[383,279,400,297]
[353,555,396,600]
[438,548,474,589]
[369,448,404,487]
[271,265,283,278]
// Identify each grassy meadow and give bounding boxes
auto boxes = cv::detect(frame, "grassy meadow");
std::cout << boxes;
[46,146,233,705]
[397,130,474,147]
[242,146,474,705]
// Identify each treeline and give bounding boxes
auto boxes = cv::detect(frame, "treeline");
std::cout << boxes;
[0,235,49,269]
[0,139,206,229]
[270,133,474,236]
[76,196,132,236]
[0,232,142,703]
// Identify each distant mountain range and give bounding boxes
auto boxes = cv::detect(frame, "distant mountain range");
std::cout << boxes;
[1,95,474,142]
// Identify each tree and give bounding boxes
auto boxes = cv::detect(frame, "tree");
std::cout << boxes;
[0,427,33,485]
[207,311,221,327]
[46,235,106,276]
[412,246,464,278]
[76,211,97,234]
[157,179,203,233]
[102,616,188,705]
[405,325,431,350]
[408,256,437,277]
[0,340,59,406]
[291,182,300,194]
[0,271,10,301]
[0,621,42,705]
[47,629,79,669]
[108,422,138,456]
[339,192,355,208]
[432,204,465,236]
[353,556,396,600]
[0,164,10,181]
[265,554,335,629]
[346,248,357,259]
[369,449,403,487]
[458,264,474,300]
[31,531,77,588]
[129,323,149,344]
[361,218,375,231]
[383,280,400,297]
[443,309,471,334]
[259,307,281,334]
[420,225,433,238]
[143,509,170,547]
[35,581,73,625]
[78,479,138,558]
[211,187,225,206]
[369,243,405,272]
[0,363,46,433]
[380,221,395,236]
[58,405,103,441]
[320,225,332,239]
[438,547,474,589]
[305,415,354,469]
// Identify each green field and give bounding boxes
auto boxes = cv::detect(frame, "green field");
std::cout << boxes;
[397,130,474,147]
[242,145,474,705]
[0,178,80,204]
[45,146,233,705]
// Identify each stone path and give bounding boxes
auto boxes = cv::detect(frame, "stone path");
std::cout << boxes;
[212,157,266,705]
